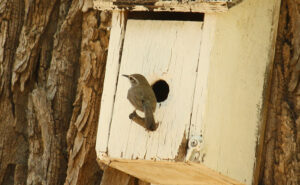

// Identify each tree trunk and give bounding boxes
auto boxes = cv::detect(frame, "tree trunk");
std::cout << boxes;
[261,0,300,184]
[0,0,298,185]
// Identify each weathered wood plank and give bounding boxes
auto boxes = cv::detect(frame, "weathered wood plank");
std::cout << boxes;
[93,0,230,13]
[100,167,131,185]
[96,11,127,154]
[189,14,216,144]
[197,0,281,184]
[99,158,244,185]
[261,1,300,184]
[106,19,203,160]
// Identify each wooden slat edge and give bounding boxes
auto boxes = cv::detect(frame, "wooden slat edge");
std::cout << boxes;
[96,10,127,153]
[252,0,281,185]
[93,1,228,13]
[97,157,245,185]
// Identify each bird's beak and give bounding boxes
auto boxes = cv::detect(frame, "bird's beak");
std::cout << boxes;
[122,74,129,78]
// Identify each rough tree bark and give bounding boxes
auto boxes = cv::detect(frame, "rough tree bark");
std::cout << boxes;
[261,0,300,184]
[0,0,149,184]
[0,0,298,185]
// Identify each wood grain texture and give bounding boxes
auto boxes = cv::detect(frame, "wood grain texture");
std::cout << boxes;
[11,0,58,92]
[26,0,83,184]
[0,0,27,181]
[112,19,203,160]
[100,166,150,185]
[97,16,204,161]
[64,10,111,185]
[261,0,300,184]
[100,167,131,185]
[0,0,105,184]
[96,11,127,154]
[189,15,216,144]
[99,157,244,185]
[93,0,229,13]
[200,0,281,184]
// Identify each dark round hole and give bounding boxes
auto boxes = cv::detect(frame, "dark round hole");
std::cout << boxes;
[151,80,169,103]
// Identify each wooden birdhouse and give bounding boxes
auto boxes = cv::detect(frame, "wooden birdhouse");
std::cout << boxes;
[95,0,281,184]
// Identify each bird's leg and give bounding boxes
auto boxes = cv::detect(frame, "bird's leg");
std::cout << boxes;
[129,110,145,129]
[129,110,157,131]
[129,110,139,120]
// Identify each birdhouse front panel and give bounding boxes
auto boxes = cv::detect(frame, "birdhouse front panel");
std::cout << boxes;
[99,17,204,160]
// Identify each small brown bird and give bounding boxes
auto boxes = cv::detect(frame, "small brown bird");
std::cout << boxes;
[123,74,157,131]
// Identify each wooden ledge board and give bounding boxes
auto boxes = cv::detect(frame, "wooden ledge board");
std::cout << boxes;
[97,154,244,185]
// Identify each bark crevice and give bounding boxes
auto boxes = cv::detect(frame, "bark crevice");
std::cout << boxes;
[261,0,300,184]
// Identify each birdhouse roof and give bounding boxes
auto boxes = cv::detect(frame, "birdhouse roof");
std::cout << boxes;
[93,0,241,13]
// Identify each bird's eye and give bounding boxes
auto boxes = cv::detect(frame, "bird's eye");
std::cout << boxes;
[129,77,137,84]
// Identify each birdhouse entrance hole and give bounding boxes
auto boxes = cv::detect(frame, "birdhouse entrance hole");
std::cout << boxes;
[151,80,169,102]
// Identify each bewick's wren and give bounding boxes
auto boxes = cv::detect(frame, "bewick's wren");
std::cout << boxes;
[123,74,157,131]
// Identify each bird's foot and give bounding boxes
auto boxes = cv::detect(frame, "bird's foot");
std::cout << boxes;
[129,111,138,120]
[129,111,157,131]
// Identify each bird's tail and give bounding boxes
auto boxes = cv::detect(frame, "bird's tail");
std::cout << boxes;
[143,102,156,131]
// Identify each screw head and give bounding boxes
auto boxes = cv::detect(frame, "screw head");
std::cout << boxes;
[188,135,203,148]
[190,139,198,147]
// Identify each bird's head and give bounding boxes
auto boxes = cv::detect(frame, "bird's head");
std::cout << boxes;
[122,73,149,87]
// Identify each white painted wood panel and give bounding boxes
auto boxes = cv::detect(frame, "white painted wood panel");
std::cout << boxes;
[195,0,281,184]
[107,19,204,160]
[96,11,126,154]
[189,15,216,140]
